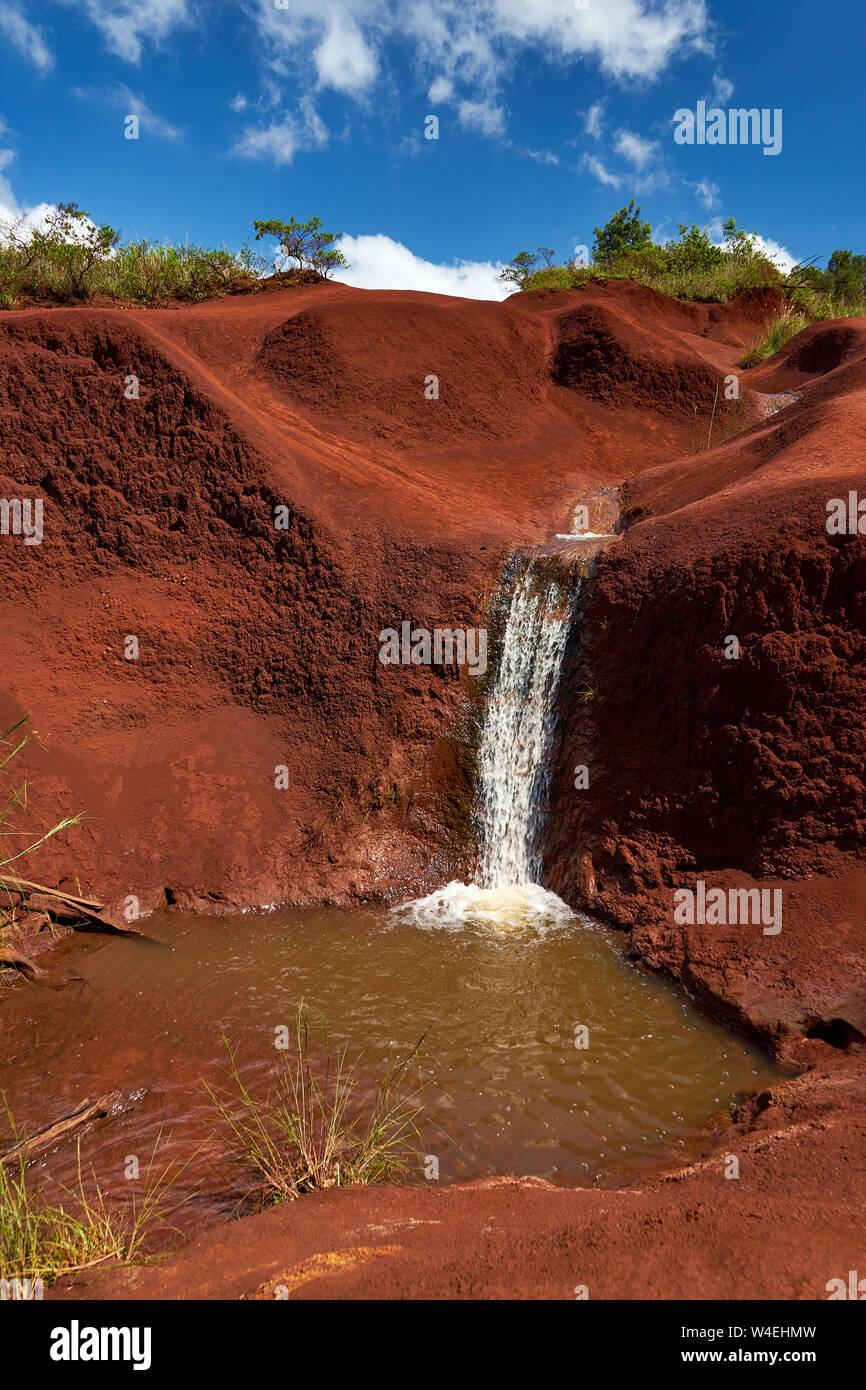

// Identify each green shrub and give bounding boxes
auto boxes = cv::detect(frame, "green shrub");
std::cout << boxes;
[516,211,791,305]
[593,199,653,266]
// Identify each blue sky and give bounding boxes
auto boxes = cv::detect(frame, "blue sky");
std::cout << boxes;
[0,0,862,297]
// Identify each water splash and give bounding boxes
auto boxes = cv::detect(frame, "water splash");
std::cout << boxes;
[392,880,575,934]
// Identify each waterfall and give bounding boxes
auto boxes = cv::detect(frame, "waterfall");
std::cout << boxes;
[394,551,581,932]
[475,557,578,888]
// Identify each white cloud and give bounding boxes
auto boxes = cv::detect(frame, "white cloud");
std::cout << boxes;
[231,99,329,166]
[232,121,300,166]
[0,2,53,71]
[68,0,193,63]
[0,145,60,236]
[708,219,798,273]
[581,153,622,188]
[0,147,19,222]
[458,98,506,137]
[313,13,378,93]
[686,176,719,209]
[711,72,734,104]
[230,94,248,113]
[428,75,454,103]
[335,233,510,299]
[584,102,604,138]
[0,156,104,247]
[403,0,712,85]
[751,234,797,274]
[524,148,558,165]
[614,129,659,169]
[73,84,184,141]
[247,0,712,136]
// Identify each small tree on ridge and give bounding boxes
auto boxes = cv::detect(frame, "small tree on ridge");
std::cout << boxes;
[252,216,348,278]
[592,200,653,267]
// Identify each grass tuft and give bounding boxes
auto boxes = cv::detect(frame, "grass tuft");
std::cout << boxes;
[739,305,810,367]
[206,1004,428,1208]
[0,1105,182,1286]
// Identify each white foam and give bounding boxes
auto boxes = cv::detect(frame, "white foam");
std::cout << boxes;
[554,531,615,540]
[392,880,575,934]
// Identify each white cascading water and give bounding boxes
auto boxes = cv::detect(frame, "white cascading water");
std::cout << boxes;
[395,556,578,932]
[474,559,577,889]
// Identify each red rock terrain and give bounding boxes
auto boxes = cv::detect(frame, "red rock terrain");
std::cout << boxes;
[0,278,774,914]
[2,278,864,1299]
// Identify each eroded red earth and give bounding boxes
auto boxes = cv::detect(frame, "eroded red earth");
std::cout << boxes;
[1,278,863,1299]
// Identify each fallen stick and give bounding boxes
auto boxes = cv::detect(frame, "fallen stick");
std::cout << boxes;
[0,1092,125,1167]
[0,876,146,937]
[69,907,146,938]
[0,876,102,910]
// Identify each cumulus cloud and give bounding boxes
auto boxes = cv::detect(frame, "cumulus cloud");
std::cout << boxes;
[0,153,104,248]
[335,233,510,299]
[428,75,454,103]
[0,140,56,235]
[711,72,734,104]
[0,1,54,71]
[458,98,506,137]
[614,129,659,169]
[247,0,711,136]
[313,13,379,93]
[0,146,19,224]
[401,0,712,85]
[231,98,328,166]
[232,120,301,166]
[50,0,713,161]
[750,234,798,274]
[708,219,798,273]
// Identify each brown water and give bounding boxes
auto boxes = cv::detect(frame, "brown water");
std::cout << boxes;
[0,905,778,1232]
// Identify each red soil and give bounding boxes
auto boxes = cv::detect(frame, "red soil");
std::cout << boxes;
[56,1056,866,1301]
[2,279,865,1299]
[0,279,775,916]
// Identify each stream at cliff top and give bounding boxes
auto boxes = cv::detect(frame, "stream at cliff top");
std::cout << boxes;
[0,905,778,1234]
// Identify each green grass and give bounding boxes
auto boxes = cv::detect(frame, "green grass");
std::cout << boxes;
[739,306,810,368]
[0,716,80,933]
[0,237,266,309]
[206,1005,428,1208]
[0,1109,180,1287]
[521,249,785,303]
[520,250,866,345]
